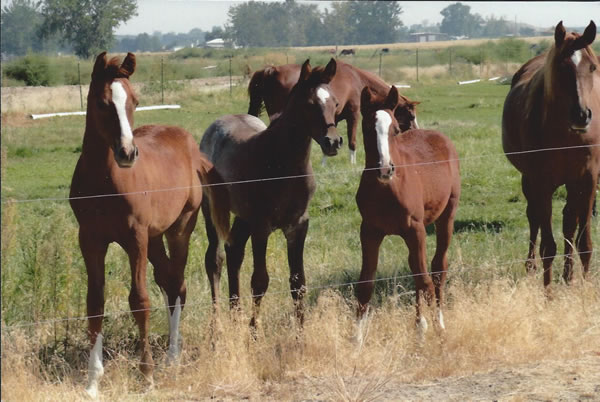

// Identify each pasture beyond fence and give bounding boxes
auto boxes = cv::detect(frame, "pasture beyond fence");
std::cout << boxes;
[1,37,557,114]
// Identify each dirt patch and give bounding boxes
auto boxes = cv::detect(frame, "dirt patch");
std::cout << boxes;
[273,355,600,401]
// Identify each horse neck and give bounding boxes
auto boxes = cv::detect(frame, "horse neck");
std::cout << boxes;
[265,113,313,169]
[80,110,113,166]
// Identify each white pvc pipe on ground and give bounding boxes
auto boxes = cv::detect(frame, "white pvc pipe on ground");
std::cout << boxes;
[31,105,181,120]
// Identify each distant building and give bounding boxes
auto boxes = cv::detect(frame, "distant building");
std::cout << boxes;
[409,32,449,43]
[205,38,225,48]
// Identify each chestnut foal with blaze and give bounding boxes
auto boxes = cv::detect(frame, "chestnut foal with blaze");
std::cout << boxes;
[355,86,461,341]
[70,52,211,397]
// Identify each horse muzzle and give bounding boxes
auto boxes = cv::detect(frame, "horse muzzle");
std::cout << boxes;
[571,107,592,134]
[378,161,395,181]
[318,125,343,156]
[114,143,139,168]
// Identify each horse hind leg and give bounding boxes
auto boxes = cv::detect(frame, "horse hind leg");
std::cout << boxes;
[225,217,251,311]
[202,199,224,308]
[562,183,580,283]
[431,196,459,332]
[522,176,541,274]
[79,231,109,398]
[572,177,597,281]
[404,224,435,344]
[159,208,200,364]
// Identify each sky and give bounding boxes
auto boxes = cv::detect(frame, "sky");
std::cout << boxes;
[115,1,600,36]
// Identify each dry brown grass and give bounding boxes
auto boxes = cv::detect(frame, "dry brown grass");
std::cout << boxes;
[2,275,600,400]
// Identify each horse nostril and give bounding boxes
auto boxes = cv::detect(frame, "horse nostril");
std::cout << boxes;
[587,108,592,121]
[134,146,139,159]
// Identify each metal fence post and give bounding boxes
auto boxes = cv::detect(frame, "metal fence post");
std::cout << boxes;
[449,48,452,75]
[480,48,483,79]
[378,52,382,77]
[161,57,164,105]
[78,61,83,110]
[229,56,233,96]
[416,48,419,82]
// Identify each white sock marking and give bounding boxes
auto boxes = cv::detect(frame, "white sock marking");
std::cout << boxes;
[86,334,104,399]
[321,155,328,166]
[438,310,446,330]
[162,291,182,364]
[316,87,330,105]
[110,81,135,149]
[350,149,356,164]
[375,110,392,168]
[413,116,420,129]
[417,315,428,345]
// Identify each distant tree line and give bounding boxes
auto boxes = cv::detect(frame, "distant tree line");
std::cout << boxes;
[1,0,548,59]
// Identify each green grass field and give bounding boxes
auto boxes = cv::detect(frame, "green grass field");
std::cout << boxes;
[2,74,599,400]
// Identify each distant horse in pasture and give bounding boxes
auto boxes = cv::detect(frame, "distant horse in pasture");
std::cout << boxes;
[502,20,600,286]
[247,59,419,164]
[339,48,356,56]
[69,52,211,397]
[200,59,343,326]
[355,86,461,342]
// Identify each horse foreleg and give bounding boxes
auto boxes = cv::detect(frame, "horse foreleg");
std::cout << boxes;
[355,222,384,345]
[284,217,309,326]
[563,183,580,283]
[79,231,108,399]
[405,223,434,341]
[347,112,359,164]
[249,229,270,330]
[537,195,557,287]
[226,217,251,310]
[124,228,154,383]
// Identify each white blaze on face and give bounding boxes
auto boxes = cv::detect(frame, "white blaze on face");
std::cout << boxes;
[85,333,104,399]
[571,49,582,66]
[413,116,420,129]
[375,110,392,168]
[110,81,135,148]
[316,87,330,105]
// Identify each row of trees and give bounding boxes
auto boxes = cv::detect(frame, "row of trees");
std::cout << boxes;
[2,0,542,59]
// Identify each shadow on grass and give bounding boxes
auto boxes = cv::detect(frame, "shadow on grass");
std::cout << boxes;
[425,219,506,235]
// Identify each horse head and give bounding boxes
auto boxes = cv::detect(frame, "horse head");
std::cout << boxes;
[395,92,421,132]
[360,86,402,181]
[548,20,597,134]
[291,58,343,157]
[89,52,140,168]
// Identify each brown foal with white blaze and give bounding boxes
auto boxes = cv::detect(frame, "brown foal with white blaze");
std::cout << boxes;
[70,52,211,397]
[355,86,461,342]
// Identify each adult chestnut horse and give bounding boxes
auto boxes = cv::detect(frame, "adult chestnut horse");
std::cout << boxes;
[70,52,211,397]
[247,59,419,164]
[201,59,342,326]
[355,86,461,341]
[502,21,599,287]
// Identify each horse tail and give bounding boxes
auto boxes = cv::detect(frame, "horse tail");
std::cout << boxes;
[196,154,231,243]
[247,69,266,117]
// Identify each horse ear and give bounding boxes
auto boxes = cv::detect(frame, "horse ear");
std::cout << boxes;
[384,85,399,110]
[321,58,337,84]
[582,20,596,45]
[554,21,566,47]
[119,52,136,78]
[411,100,421,106]
[299,59,312,82]
[360,87,373,113]
[92,52,108,80]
